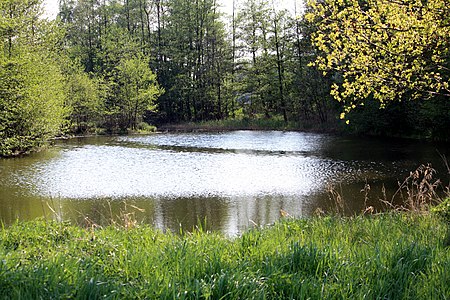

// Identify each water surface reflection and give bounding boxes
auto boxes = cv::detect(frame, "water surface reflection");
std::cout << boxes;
[0,131,448,234]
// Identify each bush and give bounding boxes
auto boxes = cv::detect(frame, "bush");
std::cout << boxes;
[136,121,157,133]
[0,55,67,156]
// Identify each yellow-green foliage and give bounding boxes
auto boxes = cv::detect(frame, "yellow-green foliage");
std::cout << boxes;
[432,198,450,222]
[114,55,163,130]
[0,214,449,299]
[0,0,68,156]
[0,54,68,156]
[306,0,450,119]
[65,68,105,134]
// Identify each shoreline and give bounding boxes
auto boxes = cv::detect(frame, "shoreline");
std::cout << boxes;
[157,118,343,134]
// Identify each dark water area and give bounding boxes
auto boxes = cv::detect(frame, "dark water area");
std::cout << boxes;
[0,131,448,235]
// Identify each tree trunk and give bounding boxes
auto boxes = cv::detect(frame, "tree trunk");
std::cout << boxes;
[273,10,287,122]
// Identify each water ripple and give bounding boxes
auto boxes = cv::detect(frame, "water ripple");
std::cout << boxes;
[21,131,424,200]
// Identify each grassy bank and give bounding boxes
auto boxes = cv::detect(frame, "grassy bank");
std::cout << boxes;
[1,214,449,299]
[158,117,342,133]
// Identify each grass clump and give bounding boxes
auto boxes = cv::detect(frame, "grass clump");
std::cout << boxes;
[432,197,450,222]
[0,213,449,299]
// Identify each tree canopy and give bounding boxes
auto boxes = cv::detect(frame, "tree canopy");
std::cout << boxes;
[306,0,450,118]
[0,0,68,156]
[2,0,449,156]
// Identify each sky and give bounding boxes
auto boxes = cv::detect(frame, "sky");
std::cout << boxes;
[43,0,304,20]
[43,0,59,19]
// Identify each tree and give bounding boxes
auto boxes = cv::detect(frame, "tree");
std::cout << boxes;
[282,6,336,124]
[155,0,231,122]
[235,0,273,117]
[271,6,289,122]
[0,0,68,156]
[66,67,105,133]
[306,0,450,118]
[113,56,162,130]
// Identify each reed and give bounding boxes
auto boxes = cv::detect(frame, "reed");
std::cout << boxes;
[325,163,450,217]
[1,213,448,299]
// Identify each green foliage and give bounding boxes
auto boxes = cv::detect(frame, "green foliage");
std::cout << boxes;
[66,67,105,134]
[432,198,450,223]
[232,0,337,125]
[56,0,336,127]
[59,0,164,133]
[160,115,339,132]
[306,0,450,118]
[0,0,68,155]
[156,0,231,122]
[0,214,449,298]
[235,0,283,118]
[344,95,450,140]
[3,0,448,154]
[135,121,157,133]
[113,56,162,130]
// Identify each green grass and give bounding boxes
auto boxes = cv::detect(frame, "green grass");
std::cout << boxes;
[0,213,449,299]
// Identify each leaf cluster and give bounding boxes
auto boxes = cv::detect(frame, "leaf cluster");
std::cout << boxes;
[0,0,68,156]
[307,0,450,118]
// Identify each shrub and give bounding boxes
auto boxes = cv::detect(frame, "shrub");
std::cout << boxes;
[136,121,157,133]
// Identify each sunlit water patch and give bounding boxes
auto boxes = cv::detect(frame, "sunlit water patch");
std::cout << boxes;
[32,144,354,199]
[119,130,327,154]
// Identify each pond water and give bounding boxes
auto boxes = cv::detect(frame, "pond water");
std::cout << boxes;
[0,131,448,235]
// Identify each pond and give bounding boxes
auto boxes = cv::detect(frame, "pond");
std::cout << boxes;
[0,131,448,235]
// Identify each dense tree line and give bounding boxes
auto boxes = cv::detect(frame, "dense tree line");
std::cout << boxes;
[56,0,335,126]
[1,0,449,156]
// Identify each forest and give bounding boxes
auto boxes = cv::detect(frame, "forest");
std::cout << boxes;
[1,0,449,156]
